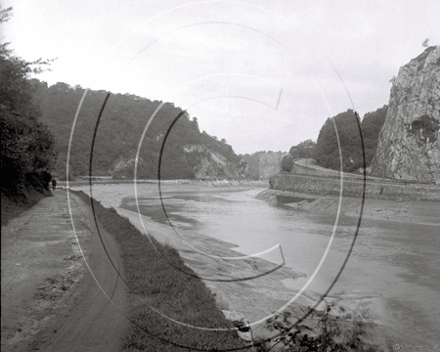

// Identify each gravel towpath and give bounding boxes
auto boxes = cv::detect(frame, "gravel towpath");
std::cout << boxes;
[1,190,128,352]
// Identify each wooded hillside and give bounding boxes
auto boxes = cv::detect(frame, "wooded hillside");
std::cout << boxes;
[31,80,244,179]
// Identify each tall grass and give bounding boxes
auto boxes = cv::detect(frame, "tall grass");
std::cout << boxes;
[73,191,246,351]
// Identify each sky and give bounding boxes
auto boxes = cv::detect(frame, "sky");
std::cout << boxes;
[2,0,439,154]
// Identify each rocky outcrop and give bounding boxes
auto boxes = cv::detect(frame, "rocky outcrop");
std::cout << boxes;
[241,151,288,179]
[111,145,248,179]
[111,156,139,178]
[183,144,247,179]
[371,46,440,182]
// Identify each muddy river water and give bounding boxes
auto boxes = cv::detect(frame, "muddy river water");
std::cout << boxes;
[76,183,440,346]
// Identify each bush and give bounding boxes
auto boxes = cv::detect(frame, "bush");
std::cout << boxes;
[281,155,294,172]
[255,303,381,352]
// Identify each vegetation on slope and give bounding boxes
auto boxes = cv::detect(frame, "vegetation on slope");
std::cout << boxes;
[287,106,387,173]
[0,7,56,225]
[30,81,244,179]
[314,110,363,172]
[360,106,388,165]
[289,140,317,160]
[73,190,245,351]
[255,304,381,352]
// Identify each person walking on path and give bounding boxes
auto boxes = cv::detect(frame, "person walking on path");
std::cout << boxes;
[51,177,57,191]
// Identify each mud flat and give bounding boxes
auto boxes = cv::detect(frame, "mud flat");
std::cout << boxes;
[258,189,440,227]
[108,205,311,319]
[73,184,391,346]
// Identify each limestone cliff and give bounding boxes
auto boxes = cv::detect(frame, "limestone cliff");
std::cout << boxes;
[183,145,247,179]
[241,151,287,179]
[111,145,247,179]
[371,46,440,182]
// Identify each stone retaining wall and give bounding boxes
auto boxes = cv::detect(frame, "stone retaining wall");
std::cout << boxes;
[270,174,440,201]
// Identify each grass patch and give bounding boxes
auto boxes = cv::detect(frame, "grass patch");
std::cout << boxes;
[73,190,246,351]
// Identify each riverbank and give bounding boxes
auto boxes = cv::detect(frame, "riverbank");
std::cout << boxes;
[73,190,246,350]
[257,189,440,227]
[59,178,268,188]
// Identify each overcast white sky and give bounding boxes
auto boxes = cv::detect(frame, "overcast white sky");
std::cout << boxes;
[2,0,439,154]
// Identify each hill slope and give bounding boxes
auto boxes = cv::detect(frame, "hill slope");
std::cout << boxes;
[31,80,246,179]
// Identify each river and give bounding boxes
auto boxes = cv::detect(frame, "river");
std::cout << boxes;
[75,183,440,346]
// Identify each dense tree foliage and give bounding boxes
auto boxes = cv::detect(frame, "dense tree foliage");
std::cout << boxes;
[0,8,56,197]
[314,107,386,172]
[361,105,387,165]
[315,110,363,172]
[281,155,294,172]
[289,139,317,159]
[30,81,243,179]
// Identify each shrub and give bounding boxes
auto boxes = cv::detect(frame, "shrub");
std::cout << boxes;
[254,303,381,352]
[281,155,294,172]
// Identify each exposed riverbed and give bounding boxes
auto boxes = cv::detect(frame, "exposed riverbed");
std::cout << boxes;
[72,183,440,347]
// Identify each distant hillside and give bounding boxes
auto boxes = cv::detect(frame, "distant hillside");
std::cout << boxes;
[31,80,247,179]
[240,151,287,179]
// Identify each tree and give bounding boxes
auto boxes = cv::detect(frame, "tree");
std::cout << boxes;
[315,110,363,172]
[289,140,317,159]
[314,107,387,172]
[0,7,56,196]
[281,155,293,172]
[361,105,387,165]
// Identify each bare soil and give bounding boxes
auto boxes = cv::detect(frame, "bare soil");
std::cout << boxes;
[1,190,128,352]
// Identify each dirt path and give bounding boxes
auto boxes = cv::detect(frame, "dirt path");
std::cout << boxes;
[1,190,128,352]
